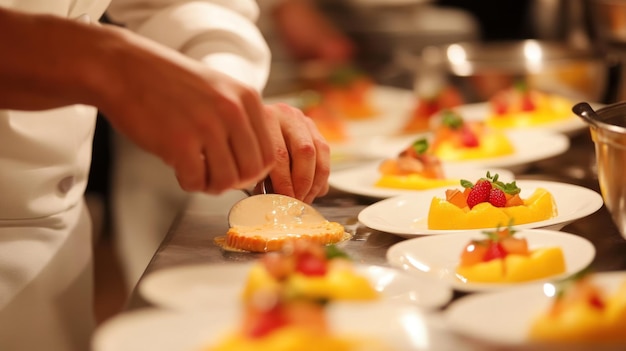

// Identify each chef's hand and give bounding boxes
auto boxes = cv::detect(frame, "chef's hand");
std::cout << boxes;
[97,27,276,194]
[263,103,331,204]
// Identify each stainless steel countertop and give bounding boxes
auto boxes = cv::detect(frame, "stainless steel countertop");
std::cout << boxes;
[127,131,626,350]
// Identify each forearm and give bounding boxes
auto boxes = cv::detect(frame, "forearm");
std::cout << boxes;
[0,7,119,111]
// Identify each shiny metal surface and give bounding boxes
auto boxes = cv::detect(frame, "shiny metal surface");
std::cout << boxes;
[409,40,611,103]
[586,102,626,239]
[127,132,626,350]
[592,0,626,45]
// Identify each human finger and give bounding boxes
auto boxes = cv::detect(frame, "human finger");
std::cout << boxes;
[169,137,208,192]
[264,104,296,198]
[274,104,317,201]
[301,117,330,203]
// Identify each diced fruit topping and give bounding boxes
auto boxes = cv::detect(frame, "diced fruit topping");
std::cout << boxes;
[548,270,607,316]
[490,81,537,115]
[243,299,328,339]
[261,241,350,279]
[460,125,479,147]
[459,224,529,266]
[378,139,445,179]
[295,252,328,276]
[459,172,521,209]
[483,242,507,262]
[243,302,288,338]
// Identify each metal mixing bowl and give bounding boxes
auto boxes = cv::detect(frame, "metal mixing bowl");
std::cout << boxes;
[586,102,626,239]
[410,40,613,103]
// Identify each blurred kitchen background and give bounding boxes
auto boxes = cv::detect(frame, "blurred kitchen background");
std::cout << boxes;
[90,0,626,323]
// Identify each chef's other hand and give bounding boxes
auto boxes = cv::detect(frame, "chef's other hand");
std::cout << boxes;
[263,103,331,203]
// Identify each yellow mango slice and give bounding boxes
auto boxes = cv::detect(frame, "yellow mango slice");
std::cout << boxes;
[434,133,515,161]
[375,174,458,190]
[456,259,504,283]
[241,264,282,300]
[486,94,574,129]
[503,247,566,283]
[530,279,626,343]
[428,188,557,230]
[530,303,609,342]
[455,247,566,284]
[285,269,378,301]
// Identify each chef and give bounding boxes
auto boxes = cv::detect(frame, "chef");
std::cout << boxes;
[0,1,330,350]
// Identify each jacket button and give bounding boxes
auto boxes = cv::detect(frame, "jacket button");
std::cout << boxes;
[58,176,75,194]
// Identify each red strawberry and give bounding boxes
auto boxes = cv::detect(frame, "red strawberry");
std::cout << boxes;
[295,252,327,276]
[488,188,507,207]
[460,125,479,147]
[466,180,492,209]
[483,241,507,262]
[520,95,535,111]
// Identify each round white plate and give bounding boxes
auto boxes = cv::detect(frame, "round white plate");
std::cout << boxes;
[386,229,595,292]
[451,101,596,137]
[329,162,514,199]
[138,262,453,311]
[358,129,570,171]
[93,302,436,351]
[358,179,604,237]
[444,271,626,347]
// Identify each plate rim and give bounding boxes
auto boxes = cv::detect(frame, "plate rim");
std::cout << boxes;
[385,228,596,292]
[138,261,454,310]
[443,270,626,346]
[328,162,515,199]
[358,179,604,237]
[361,129,571,169]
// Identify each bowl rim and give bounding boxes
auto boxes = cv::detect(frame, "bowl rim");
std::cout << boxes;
[438,39,605,75]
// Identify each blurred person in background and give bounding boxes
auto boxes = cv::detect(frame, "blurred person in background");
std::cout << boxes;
[0,1,330,350]
[109,0,355,292]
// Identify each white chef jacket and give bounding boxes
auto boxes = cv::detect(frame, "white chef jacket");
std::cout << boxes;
[0,1,270,350]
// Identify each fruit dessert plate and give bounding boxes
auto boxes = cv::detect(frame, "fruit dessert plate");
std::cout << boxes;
[444,271,626,347]
[139,244,452,311]
[358,179,603,237]
[386,228,595,292]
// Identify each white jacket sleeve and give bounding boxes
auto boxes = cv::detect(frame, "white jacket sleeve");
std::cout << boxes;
[106,0,270,92]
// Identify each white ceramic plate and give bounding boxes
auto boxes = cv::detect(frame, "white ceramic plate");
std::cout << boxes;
[358,180,604,237]
[358,129,570,171]
[92,302,436,351]
[444,271,626,346]
[138,262,453,311]
[329,162,514,199]
[451,101,594,137]
[386,229,595,292]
